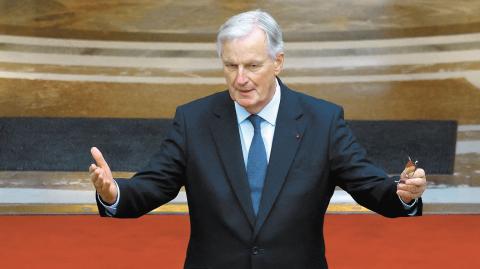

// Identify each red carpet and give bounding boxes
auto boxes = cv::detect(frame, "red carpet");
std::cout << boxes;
[1,214,478,268]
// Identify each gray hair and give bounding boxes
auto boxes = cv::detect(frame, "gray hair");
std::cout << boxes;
[216,10,284,59]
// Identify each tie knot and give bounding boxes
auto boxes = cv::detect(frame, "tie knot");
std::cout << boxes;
[248,114,263,131]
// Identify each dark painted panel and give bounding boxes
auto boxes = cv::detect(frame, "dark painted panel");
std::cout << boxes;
[0,118,456,174]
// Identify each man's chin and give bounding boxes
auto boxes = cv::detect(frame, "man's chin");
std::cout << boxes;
[236,99,255,109]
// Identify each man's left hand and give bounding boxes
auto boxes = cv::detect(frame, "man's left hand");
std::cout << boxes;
[396,168,427,204]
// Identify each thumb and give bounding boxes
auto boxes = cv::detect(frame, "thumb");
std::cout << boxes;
[91,147,109,168]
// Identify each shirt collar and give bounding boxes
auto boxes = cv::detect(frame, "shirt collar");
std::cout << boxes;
[234,78,281,126]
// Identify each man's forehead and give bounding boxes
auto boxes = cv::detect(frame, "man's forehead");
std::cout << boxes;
[221,47,269,62]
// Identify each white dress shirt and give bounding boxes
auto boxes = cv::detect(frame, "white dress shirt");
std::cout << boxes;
[234,79,281,166]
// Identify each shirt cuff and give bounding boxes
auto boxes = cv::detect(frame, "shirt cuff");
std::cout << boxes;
[97,179,120,216]
[398,196,418,216]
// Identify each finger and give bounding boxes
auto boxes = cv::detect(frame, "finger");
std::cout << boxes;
[91,147,108,169]
[89,164,97,173]
[396,190,413,203]
[92,168,104,188]
[404,177,427,187]
[412,168,426,179]
[397,179,427,198]
[89,165,97,178]
[96,174,105,190]
[90,172,98,184]
[90,168,100,184]
[397,184,423,195]
[90,166,102,179]
[97,169,104,182]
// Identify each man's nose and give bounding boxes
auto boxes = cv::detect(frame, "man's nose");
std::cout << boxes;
[234,67,248,86]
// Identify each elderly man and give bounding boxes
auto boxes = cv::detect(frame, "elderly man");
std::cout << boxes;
[90,10,427,269]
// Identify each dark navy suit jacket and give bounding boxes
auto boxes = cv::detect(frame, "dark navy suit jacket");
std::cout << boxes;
[97,79,422,269]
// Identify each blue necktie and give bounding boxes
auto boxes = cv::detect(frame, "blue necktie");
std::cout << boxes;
[247,114,267,215]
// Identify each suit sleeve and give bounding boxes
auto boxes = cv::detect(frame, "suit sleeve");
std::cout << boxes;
[328,107,422,217]
[97,107,187,218]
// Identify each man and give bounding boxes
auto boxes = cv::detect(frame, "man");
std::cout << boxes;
[90,10,427,269]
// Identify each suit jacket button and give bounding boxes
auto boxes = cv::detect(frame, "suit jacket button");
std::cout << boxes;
[251,246,259,255]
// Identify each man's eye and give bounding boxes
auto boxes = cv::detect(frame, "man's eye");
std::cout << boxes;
[249,64,261,70]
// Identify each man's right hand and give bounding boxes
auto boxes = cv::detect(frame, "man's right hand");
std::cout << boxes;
[89,147,118,205]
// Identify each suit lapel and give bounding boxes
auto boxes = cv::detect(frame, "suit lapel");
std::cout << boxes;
[253,83,306,238]
[209,92,256,228]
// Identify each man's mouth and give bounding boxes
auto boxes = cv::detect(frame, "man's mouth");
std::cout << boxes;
[238,88,255,93]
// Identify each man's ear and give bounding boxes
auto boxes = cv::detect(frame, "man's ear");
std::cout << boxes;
[273,52,284,75]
